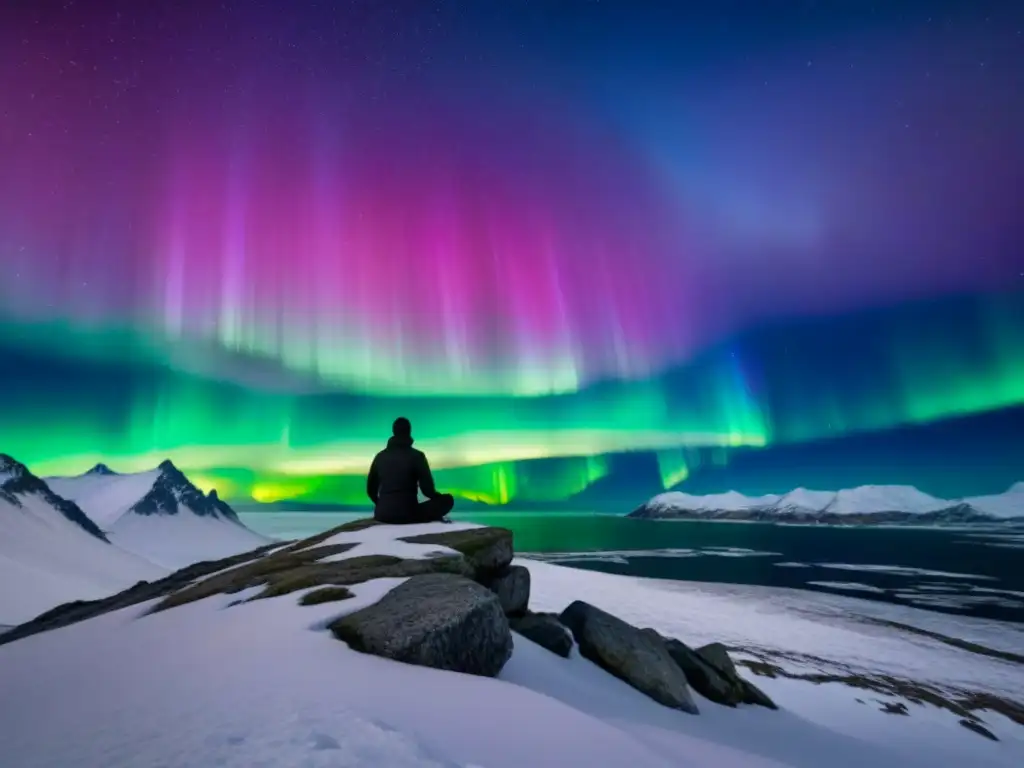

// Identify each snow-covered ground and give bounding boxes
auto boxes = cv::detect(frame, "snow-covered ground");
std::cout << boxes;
[0,492,166,626]
[1,522,1021,767]
[95,507,272,570]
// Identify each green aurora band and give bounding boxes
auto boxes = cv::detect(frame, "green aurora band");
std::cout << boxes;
[2,292,1023,504]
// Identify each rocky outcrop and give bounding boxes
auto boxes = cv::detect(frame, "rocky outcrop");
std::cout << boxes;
[510,612,573,658]
[400,527,513,577]
[485,564,530,616]
[330,573,513,677]
[0,516,778,719]
[654,635,776,709]
[559,600,700,713]
[696,642,777,709]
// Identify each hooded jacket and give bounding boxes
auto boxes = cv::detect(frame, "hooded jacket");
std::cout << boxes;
[366,435,440,522]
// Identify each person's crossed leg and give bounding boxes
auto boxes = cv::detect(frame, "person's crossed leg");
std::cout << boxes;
[416,493,454,523]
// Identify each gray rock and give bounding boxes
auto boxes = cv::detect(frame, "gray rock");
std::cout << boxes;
[559,601,699,713]
[487,565,531,616]
[329,573,514,677]
[510,612,573,657]
[400,527,514,578]
[660,635,744,707]
[696,642,778,709]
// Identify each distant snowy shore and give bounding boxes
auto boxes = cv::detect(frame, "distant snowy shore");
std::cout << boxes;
[630,483,1024,525]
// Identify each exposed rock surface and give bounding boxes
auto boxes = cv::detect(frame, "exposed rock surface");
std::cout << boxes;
[559,600,699,714]
[330,573,513,677]
[652,634,778,709]
[400,527,513,577]
[486,564,530,616]
[696,642,777,709]
[130,459,242,522]
[659,634,743,706]
[510,612,573,658]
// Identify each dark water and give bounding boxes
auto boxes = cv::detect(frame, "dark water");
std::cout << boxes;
[241,512,1024,624]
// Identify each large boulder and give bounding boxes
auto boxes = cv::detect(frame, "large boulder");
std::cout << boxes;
[486,565,531,616]
[660,635,745,707]
[559,601,699,714]
[329,573,514,677]
[697,642,777,709]
[510,612,573,658]
[400,527,514,579]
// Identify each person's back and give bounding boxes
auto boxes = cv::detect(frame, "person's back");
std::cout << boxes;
[367,417,454,524]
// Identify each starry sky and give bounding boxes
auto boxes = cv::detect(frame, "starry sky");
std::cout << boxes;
[1,0,1022,505]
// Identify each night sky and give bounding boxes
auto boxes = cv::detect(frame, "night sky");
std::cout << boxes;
[1,1,1022,505]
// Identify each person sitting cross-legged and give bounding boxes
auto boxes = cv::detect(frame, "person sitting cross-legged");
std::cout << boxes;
[366,417,455,524]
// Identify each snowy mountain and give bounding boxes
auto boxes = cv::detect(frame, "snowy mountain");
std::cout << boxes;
[0,453,108,540]
[963,483,1024,520]
[47,460,271,569]
[0,455,166,625]
[630,483,1024,524]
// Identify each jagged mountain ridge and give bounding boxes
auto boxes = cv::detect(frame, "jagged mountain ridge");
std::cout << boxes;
[0,454,108,541]
[629,483,1024,524]
[47,459,241,526]
[132,460,240,522]
[44,459,270,571]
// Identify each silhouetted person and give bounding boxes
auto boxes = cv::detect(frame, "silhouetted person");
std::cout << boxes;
[367,417,455,524]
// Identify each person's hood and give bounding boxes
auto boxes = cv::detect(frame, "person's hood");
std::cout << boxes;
[386,435,414,449]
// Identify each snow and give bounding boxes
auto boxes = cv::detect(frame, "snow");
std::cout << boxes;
[805,581,887,595]
[105,508,273,570]
[46,468,273,569]
[519,558,1024,703]
[964,484,1024,519]
[825,485,949,514]
[314,520,481,563]
[1,521,1022,767]
[46,469,161,527]
[773,488,837,513]
[645,482,1024,519]
[649,490,778,512]
[0,492,166,625]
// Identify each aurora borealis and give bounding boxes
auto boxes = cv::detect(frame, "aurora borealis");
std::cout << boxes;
[1,1,1023,505]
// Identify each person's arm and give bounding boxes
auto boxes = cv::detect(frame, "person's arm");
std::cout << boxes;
[416,452,440,499]
[366,456,380,504]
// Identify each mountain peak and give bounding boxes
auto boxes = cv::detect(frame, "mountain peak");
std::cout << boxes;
[0,453,27,479]
[127,463,240,522]
[0,455,108,541]
[86,463,116,476]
